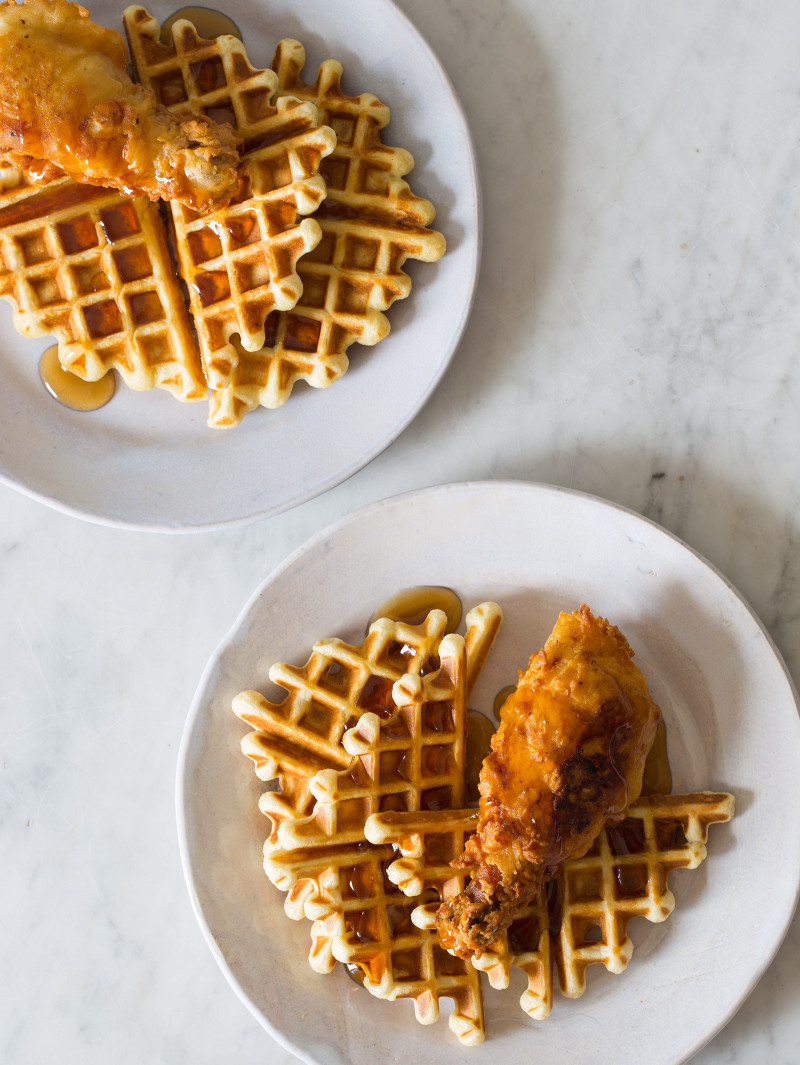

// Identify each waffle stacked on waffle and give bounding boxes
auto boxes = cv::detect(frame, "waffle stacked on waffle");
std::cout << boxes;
[124,6,337,423]
[1,10,446,427]
[127,23,446,425]
[367,792,734,1023]
[367,807,554,1020]
[234,605,502,1044]
[223,37,446,423]
[273,636,483,1045]
[234,598,734,1041]
[0,168,205,400]
[234,602,501,844]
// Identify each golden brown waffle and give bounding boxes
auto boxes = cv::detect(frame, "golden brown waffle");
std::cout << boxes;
[265,631,468,908]
[233,590,733,1039]
[123,7,337,417]
[277,637,470,855]
[554,791,735,997]
[262,634,485,1045]
[0,169,205,399]
[259,621,472,915]
[473,895,553,1018]
[234,603,501,845]
[365,807,478,900]
[234,608,453,845]
[368,792,733,1023]
[367,807,554,1020]
[204,37,447,425]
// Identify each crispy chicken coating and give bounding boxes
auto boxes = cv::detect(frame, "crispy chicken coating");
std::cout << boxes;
[437,605,661,958]
[0,0,240,210]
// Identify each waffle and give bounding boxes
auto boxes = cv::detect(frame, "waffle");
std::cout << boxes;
[233,592,734,1039]
[203,37,447,425]
[473,895,553,1018]
[0,168,205,399]
[270,630,468,912]
[277,636,469,855]
[368,793,734,1021]
[234,602,501,845]
[264,634,484,1044]
[123,7,337,415]
[234,608,453,846]
[367,807,554,1021]
[554,790,735,997]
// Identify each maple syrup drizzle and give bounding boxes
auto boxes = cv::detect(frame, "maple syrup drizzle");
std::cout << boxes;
[420,785,453,812]
[507,911,546,955]
[544,878,563,937]
[368,586,462,632]
[492,684,516,720]
[606,817,647,856]
[465,709,494,804]
[345,964,365,986]
[38,345,115,412]
[341,600,674,966]
[160,6,242,42]
[283,314,322,354]
[356,675,395,718]
[640,720,672,795]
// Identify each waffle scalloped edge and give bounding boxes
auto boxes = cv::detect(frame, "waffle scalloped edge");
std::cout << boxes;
[233,603,502,847]
[554,790,735,998]
[257,628,470,922]
[366,807,554,1021]
[204,35,448,425]
[366,790,735,1021]
[0,169,206,400]
[237,628,488,1044]
[123,5,337,414]
[280,635,485,1045]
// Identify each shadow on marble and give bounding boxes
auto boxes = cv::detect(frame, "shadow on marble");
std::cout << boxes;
[417,0,564,400]
[475,451,800,686]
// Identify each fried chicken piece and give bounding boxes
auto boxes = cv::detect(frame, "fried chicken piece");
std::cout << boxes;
[0,0,240,210]
[437,604,661,958]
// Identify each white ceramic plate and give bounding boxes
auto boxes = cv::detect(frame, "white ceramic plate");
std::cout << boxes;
[0,0,478,530]
[179,481,800,1065]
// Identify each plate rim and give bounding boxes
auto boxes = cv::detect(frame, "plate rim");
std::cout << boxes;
[0,0,481,532]
[176,478,800,1062]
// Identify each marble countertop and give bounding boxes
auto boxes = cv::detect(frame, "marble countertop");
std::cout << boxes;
[2,1,799,1062]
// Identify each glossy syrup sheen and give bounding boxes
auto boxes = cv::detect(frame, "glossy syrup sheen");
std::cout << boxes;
[493,683,516,720]
[640,720,672,795]
[160,6,242,41]
[464,709,494,804]
[369,586,462,632]
[39,345,115,412]
[357,675,395,718]
[0,181,103,230]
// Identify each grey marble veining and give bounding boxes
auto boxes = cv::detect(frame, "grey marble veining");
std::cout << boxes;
[2,1,800,1062]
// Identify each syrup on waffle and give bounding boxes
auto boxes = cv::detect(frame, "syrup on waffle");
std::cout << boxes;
[270,630,469,919]
[367,791,734,1022]
[264,634,485,1045]
[205,36,447,425]
[123,6,337,419]
[554,790,735,997]
[234,607,502,1044]
[234,603,502,845]
[0,168,205,400]
[366,807,554,1020]
[234,608,454,845]
[233,592,734,1040]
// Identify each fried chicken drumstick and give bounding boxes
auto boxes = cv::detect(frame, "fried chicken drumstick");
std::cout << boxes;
[0,0,240,210]
[437,605,661,958]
